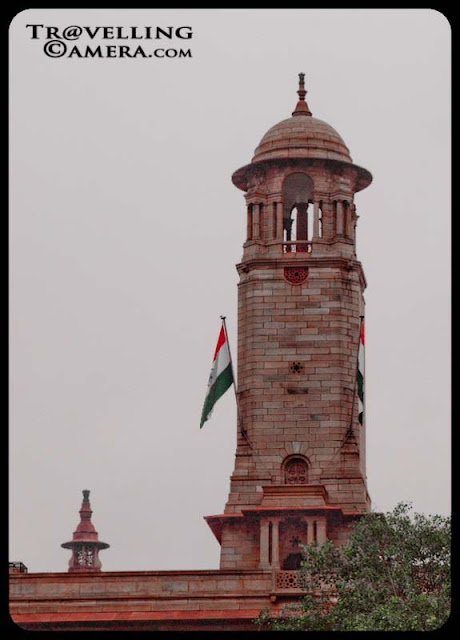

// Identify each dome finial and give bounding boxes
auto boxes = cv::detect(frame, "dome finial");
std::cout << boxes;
[292,72,312,117]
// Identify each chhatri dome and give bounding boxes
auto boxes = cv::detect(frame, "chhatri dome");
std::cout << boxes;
[232,73,372,192]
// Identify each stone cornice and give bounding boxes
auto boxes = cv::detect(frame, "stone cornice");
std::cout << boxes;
[232,157,372,194]
[236,256,367,290]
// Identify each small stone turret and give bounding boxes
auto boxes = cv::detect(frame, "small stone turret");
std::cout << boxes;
[61,490,109,572]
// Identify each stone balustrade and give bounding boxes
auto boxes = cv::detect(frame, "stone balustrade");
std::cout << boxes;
[282,241,312,254]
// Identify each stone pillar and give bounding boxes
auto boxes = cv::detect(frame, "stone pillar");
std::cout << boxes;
[271,519,280,568]
[276,202,283,240]
[306,517,315,544]
[336,201,344,236]
[316,518,327,544]
[313,201,320,238]
[259,519,270,568]
[344,202,352,238]
[317,201,331,239]
[297,204,308,241]
[259,204,264,240]
[270,202,275,240]
[253,203,260,240]
[247,205,253,241]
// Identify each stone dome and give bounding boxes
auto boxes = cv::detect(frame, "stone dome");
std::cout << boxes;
[232,74,372,193]
[252,115,352,164]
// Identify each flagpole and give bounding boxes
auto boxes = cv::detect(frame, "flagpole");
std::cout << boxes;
[346,315,364,441]
[220,315,253,449]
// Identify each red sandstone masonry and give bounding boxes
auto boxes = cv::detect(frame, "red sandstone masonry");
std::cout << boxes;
[9,570,277,631]
[10,80,372,632]
[219,123,370,568]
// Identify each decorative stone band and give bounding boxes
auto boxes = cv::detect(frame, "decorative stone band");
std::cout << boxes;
[236,256,367,291]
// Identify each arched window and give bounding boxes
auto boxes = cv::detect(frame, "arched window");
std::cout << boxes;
[282,173,314,210]
[282,173,314,252]
[284,457,309,485]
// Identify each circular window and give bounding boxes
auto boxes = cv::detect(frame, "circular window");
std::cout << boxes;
[284,267,308,285]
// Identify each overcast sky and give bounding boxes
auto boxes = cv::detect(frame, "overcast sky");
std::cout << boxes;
[10,9,450,573]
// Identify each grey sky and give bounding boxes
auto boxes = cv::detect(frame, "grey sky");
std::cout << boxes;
[10,9,450,573]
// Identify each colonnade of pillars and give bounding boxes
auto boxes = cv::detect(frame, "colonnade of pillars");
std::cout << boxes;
[247,201,355,243]
[259,517,327,569]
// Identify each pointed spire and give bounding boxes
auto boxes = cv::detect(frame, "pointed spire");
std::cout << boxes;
[61,490,109,573]
[292,72,312,117]
[75,489,97,537]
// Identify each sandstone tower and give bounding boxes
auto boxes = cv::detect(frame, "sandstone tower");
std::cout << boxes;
[10,75,376,630]
[206,75,372,579]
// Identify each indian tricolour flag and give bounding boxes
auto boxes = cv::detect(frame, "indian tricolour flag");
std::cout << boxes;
[200,324,234,428]
[357,319,365,425]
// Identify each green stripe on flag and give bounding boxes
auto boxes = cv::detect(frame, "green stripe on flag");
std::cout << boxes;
[357,369,364,425]
[200,363,233,428]
[357,370,364,402]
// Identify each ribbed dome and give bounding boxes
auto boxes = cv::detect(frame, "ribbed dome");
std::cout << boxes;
[232,74,372,193]
[252,115,352,164]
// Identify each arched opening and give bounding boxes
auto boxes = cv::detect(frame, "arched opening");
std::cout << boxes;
[284,204,315,251]
[283,456,309,485]
[282,173,314,252]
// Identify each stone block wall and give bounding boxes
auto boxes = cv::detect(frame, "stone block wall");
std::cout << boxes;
[10,570,276,631]
[219,520,260,569]
[225,261,366,515]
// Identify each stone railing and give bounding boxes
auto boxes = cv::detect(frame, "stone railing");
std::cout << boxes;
[282,241,312,254]
[273,570,309,591]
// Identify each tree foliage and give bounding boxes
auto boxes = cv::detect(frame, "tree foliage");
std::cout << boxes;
[256,503,450,631]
